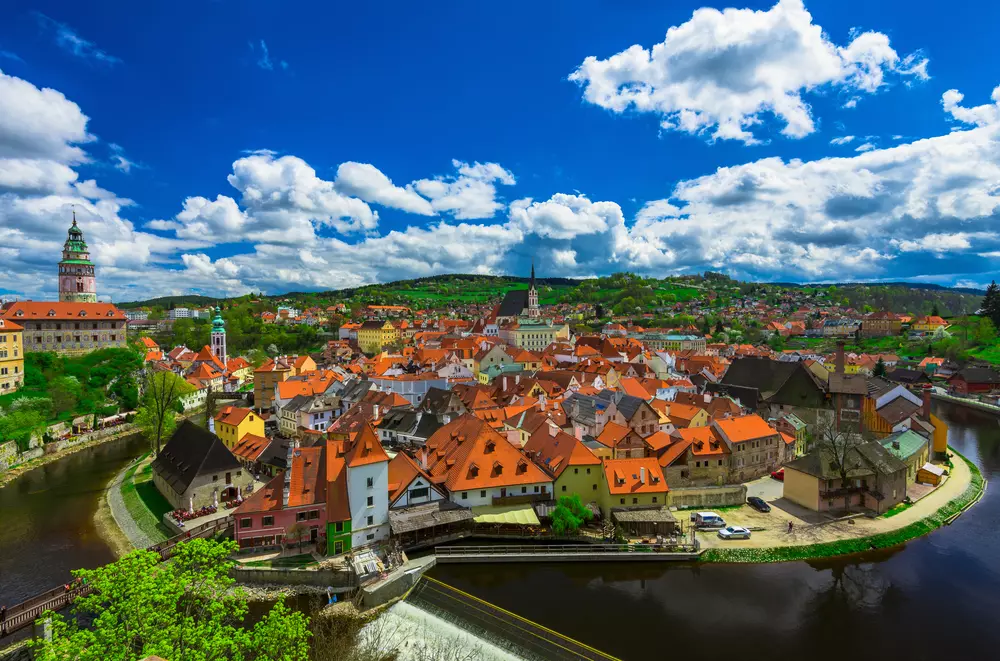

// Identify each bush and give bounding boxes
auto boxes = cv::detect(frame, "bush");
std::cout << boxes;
[551,494,594,536]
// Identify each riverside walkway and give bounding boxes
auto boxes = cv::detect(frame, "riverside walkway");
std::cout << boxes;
[407,575,621,660]
[434,542,700,563]
[0,515,234,639]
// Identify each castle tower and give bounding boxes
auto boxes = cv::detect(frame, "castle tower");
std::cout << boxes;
[211,306,227,365]
[527,260,539,318]
[58,212,97,303]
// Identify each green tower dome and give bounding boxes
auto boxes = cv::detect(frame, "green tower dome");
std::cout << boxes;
[211,306,226,333]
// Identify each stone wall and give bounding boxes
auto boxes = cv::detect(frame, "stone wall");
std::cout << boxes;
[231,566,356,590]
[669,484,748,509]
[0,440,44,472]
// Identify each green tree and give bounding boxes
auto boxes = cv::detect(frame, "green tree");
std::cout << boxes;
[982,280,1000,329]
[873,356,887,378]
[931,302,941,317]
[50,376,82,417]
[29,539,310,661]
[551,494,594,536]
[136,370,193,455]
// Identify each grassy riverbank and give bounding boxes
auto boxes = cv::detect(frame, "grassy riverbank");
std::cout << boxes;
[119,455,173,544]
[701,451,986,563]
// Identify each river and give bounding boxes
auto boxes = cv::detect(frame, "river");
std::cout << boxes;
[0,433,146,608]
[429,400,1000,660]
[1,403,997,660]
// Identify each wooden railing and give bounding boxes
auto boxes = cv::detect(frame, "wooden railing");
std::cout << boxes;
[1,515,235,638]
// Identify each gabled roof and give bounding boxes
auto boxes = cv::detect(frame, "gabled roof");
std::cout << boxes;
[344,422,391,467]
[523,426,600,479]
[387,452,446,505]
[151,420,240,494]
[231,433,272,462]
[215,405,255,427]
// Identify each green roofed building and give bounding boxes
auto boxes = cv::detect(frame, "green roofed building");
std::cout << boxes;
[58,212,98,303]
[880,430,931,483]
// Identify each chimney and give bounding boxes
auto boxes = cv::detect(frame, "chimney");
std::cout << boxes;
[503,376,508,391]
[640,467,646,484]
[548,423,558,437]
[835,341,845,375]
[921,389,931,420]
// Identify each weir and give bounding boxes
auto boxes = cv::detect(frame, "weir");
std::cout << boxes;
[400,575,620,661]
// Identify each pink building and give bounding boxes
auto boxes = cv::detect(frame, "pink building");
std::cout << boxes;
[235,445,326,550]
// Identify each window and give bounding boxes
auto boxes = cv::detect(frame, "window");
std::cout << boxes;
[367,496,374,507]
[309,510,320,520]
[240,518,252,529]
[586,467,591,474]
[620,498,625,504]
[633,497,638,504]
[366,515,374,526]
[366,533,375,541]
[262,516,274,527]
[521,486,527,494]
[296,511,307,522]
[461,491,468,500]
[718,460,723,466]
[212,475,218,481]
[366,476,374,488]
[561,485,567,492]
[652,496,658,503]
[479,490,486,498]
[574,468,579,474]
[534,485,540,493]
[334,521,344,533]
[593,484,597,490]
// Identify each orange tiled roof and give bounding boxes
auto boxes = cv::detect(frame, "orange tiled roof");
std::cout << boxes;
[421,415,550,492]
[523,426,600,478]
[2,301,126,321]
[602,457,667,495]
[713,414,777,443]
[215,405,254,427]
[387,452,443,505]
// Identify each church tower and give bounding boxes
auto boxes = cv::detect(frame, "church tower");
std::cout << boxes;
[58,212,97,303]
[211,306,228,365]
[527,260,540,318]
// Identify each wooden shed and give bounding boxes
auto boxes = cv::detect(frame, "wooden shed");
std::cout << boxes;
[917,463,945,486]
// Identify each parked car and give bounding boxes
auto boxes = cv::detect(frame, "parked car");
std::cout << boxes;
[770,468,785,481]
[692,511,726,529]
[718,526,752,540]
[747,496,771,513]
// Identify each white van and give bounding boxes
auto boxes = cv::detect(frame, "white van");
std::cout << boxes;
[693,512,726,529]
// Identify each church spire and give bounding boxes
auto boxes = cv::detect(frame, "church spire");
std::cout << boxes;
[530,259,535,289]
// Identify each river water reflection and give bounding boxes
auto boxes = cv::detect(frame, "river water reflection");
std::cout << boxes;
[430,401,1000,660]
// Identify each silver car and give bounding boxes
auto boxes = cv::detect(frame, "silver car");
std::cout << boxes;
[717,525,751,540]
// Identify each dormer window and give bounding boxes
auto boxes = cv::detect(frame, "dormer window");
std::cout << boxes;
[79,311,87,317]
[48,310,55,317]
[15,311,23,317]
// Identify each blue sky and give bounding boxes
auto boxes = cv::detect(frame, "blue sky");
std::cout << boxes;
[2,0,1000,302]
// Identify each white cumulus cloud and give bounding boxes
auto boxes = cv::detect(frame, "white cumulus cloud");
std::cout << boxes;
[569,0,928,144]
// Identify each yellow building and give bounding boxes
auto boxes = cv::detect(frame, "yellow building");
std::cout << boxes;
[253,354,316,411]
[0,318,25,394]
[214,405,266,449]
[523,427,603,505]
[358,320,400,355]
[598,457,669,518]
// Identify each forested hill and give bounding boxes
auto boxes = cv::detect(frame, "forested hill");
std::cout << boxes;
[117,272,985,317]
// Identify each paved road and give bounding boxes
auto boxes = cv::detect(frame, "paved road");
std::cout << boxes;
[745,475,784,501]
